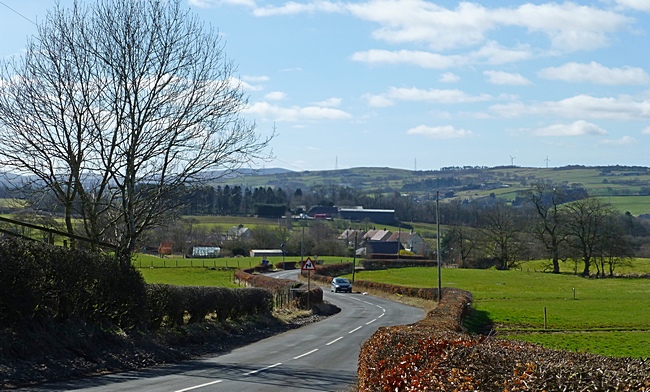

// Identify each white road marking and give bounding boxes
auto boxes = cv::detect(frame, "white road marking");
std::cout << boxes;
[174,380,222,392]
[378,313,385,318]
[326,337,343,345]
[349,326,362,334]
[366,319,377,325]
[243,362,282,376]
[293,349,319,359]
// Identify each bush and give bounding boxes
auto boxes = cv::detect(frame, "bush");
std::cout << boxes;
[0,238,146,330]
[144,284,273,328]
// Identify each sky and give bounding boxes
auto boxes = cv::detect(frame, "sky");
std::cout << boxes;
[1,0,650,172]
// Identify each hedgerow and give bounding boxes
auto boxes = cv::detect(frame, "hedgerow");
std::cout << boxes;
[356,274,650,391]
[235,267,323,308]
[145,284,273,328]
[0,238,278,332]
[0,238,146,330]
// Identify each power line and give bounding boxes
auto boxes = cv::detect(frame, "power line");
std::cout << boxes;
[0,1,37,26]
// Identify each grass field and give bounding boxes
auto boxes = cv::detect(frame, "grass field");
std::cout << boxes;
[132,251,650,358]
[348,266,650,358]
[522,257,650,275]
[137,267,239,288]
[133,253,354,269]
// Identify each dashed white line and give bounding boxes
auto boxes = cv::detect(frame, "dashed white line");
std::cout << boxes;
[326,337,343,345]
[293,349,318,359]
[243,362,282,376]
[349,326,362,334]
[174,380,223,392]
[366,318,377,325]
[378,313,385,318]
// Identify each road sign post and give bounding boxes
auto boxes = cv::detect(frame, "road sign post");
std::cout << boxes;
[301,257,316,309]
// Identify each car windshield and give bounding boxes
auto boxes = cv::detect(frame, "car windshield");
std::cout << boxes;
[334,278,349,284]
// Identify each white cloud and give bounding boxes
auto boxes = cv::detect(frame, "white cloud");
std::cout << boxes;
[243,101,352,122]
[312,97,342,107]
[351,41,533,69]
[440,72,459,83]
[239,75,269,91]
[539,62,650,85]
[509,3,631,52]
[189,0,256,8]
[533,120,607,137]
[491,94,650,120]
[265,91,287,100]
[366,87,492,107]
[351,49,463,69]
[484,70,532,85]
[615,0,650,12]
[255,1,631,54]
[406,125,474,139]
[254,1,346,16]
[242,75,270,83]
[600,136,636,145]
[642,126,650,135]
[473,41,533,64]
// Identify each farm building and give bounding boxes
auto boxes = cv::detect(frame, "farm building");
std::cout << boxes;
[192,246,221,258]
[339,208,396,225]
[249,249,284,258]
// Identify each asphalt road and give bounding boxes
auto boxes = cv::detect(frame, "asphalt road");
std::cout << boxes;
[18,270,424,392]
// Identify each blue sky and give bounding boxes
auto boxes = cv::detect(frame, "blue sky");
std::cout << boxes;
[2,0,650,171]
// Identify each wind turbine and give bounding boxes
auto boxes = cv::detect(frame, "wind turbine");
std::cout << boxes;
[509,155,516,166]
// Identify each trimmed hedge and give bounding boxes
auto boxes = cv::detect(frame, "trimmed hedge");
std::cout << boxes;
[235,267,323,308]
[0,238,277,332]
[360,259,437,270]
[356,275,650,390]
[0,238,146,330]
[146,284,273,328]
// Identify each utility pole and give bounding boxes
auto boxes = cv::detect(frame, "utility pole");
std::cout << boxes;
[352,231,358,283]
[300,223,305,263]
[437,191,442,303]
[397,223,401,259]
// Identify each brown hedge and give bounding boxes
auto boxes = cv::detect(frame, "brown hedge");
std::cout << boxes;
[356,278,650,391]
[234,267,323,307]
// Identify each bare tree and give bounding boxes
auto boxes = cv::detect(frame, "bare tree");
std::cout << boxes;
[525,184,569,274]
[563,197,615,276]
[478,201,523,270]
[0,0,272,264]
[595,215,634,277]
[442,225,478,268]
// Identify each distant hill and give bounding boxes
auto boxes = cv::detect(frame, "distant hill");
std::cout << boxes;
[214,165,650,215]
[216,165,650,195]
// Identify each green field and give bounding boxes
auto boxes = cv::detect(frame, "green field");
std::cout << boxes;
[137,267,239,288]
[597,195,650,216]
[133,253,354,269]
[348,266,650,358]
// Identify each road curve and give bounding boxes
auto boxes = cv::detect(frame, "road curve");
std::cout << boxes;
[18,270,424,392]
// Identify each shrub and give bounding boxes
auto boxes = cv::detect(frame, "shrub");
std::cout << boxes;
[144,284,273,328]
[0,238,147,330]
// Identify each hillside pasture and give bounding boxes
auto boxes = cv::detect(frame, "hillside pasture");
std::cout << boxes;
[350,266,650,358]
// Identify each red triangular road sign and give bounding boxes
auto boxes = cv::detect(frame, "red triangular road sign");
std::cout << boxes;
[301,257,316,270]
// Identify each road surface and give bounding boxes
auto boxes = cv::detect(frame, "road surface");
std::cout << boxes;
[18,270,423,392]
